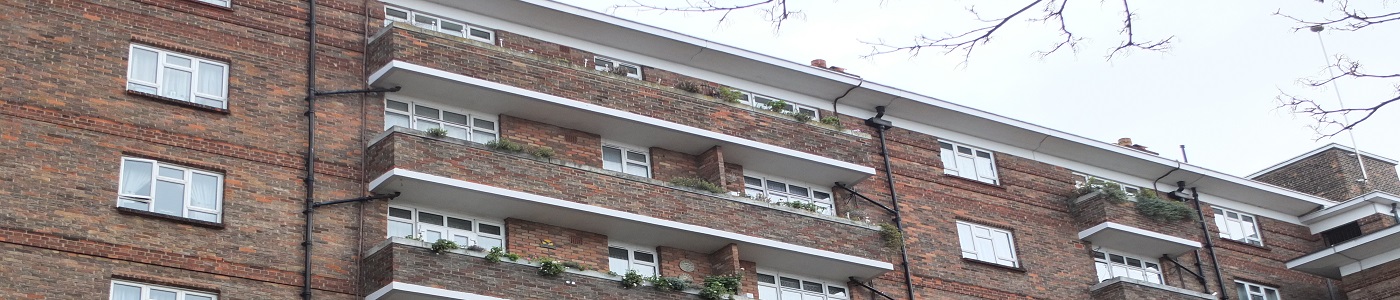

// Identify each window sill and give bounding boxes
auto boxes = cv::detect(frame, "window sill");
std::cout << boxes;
[961,258,1026,273]
[126,90,230,114]
[941,174,1005,189]
[116,207,225,229]
[1218,238,1270,251]
[185,0,235,11]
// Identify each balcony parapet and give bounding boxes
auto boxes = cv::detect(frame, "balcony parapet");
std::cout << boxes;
[1089,277,1213,300]
[1070,191,1201,257]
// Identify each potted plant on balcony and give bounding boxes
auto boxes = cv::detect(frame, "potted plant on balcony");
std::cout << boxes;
[1134,191,1195,222]
[620,270,645,289]
[698,274,743,300]
[425,127,449,138]
[430,239,460,254]
[536,257,567,277]
[1073,179,1130,204]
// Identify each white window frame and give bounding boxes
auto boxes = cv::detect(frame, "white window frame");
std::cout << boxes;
[387,205,505,250]
[117,157,223,223]
[1235,281,1282,300]
[601,142,651,178]
[956,221,1019,267]
[939,140,999,185]
[1072,172,1142,198]
[1214,207,1264,246]
[744,92,818,119]
[384,99,498,144]
[127,44,229,109]
[607,243,658,278]
[743,173,834,215]
[383,6,495,43]
[756,270,849,300]
[193,0,229,7]
[593,56,643,79]
[110,280,217,300]
[1092,248,1163,284]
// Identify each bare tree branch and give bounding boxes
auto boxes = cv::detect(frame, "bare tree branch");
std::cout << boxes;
[611,0,801,31]
[1276,0,1400,31]
[1276,1,1399,138]
[1106,0,1173,59]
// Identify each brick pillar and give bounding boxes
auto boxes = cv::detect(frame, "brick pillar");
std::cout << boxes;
[697,146,727,189]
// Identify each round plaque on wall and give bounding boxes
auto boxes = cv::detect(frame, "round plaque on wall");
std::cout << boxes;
[679,259,697,272]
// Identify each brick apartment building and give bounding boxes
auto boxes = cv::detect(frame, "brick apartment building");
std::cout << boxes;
[2,0,1398,299]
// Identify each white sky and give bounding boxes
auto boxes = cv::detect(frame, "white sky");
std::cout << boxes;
[558,0,1399,176]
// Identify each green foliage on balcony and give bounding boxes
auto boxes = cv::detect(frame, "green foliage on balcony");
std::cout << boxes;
[1135,192,1196,222]
[669,177,725,194]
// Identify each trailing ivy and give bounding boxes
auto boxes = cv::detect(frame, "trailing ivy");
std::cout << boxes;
[1135,192,1196,222]
[645,276,690,292]
[669,177,725,194]
[879,223,904,250]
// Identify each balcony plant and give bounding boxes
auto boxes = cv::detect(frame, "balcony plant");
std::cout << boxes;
[465,244,486,252]
[714,87,744,104]
[674,81,701,94]
[527,146,555,159]
[484,246,521,263]
[698,274,743,300]
[425,127,449,138]
[765,100,789,113]
[786,111,813,123]
[780,201,823,213]
[536,257,567,277]
[430,239,460,254]
[620,270,645,289]
[646,275,690,292]
[879,223,904,251]
[1074,179,1130,204]
[1135,191,1196,222]
[820,116,842,129]
[486,138,525,152]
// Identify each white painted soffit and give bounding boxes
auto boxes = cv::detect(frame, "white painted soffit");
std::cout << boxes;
[1077,222,1202,257]
[420,0,1335,216]
[368,61,876,186]
[1287,225,1400,279]
[1298,192,1400,233]
[367,282,508,300]
[1248,143,1400,179]
[368,169,895,281]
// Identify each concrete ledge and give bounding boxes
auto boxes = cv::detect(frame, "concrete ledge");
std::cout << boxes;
[1090,277,1213,299]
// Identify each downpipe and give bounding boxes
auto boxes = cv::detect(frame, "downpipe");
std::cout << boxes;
[866,106,917,300]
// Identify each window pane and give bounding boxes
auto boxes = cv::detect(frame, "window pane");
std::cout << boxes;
[626,151,647,162]
[128,83,158,94]
[388,220,414,238]
[413,14,437,27]
[158,166,184,179]
[975,150,992,158]
[442,111,469,125]
[828,286,847,297]
[196,62,225,97]
[779,277,801,289]
[767,180,787,192]
[1110,254,1126,264]
[118,198,150,210]
[439,21,465,35]
[478,236,502,249]
[153,180,186,216]
[385,112,410,130]
[111,283,142,300]
[758,286,778,300]
[609,256,629,272]
[162,68,192,100]
[608,247,629,259]
[472,130,496,143]
[469,28,492,40]
[148,289,177,300]
[422,229,442,241]
[602,147,623,172]
[418,212,444,225]
[1095,262,1110,282]
[625,163,649,177]
[1092,251,1106,260]
[478,223,501,235]
[187,211,217,222]
[789,185,809,197]
[415,120,441,131]
[473,118,495,130]
[1125,257,1141,267]
[812,191,830,200]
[757,273,776,284]
[386,100,409,111]
[385,8,408,20]
[166,55,192,68]
[129,48,159,83]
[388,207,413,219]
[802,281,823,293]
[443,125,468,139]
[446,217,472,230]
[957,146,973,155]
[121,160,154,197]
[189,173,218,210]
[414,105,439,119]
[744,176,763,186]
[633,251,655,263]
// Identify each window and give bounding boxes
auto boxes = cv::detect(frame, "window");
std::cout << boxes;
[939,141,998,185]
[387,206,504,250]
[1072,173,1142,197]
[127,45,229,108]
[594,56,642,79]
[746,92,818,120]
[110,280,216,300]
[117,158,223,222]
[1213,207,1263,246]
[956,221,1018,267]
[384,100,498,143]
[607,244,657,277]
[744,174,834,215]
[1236,281,1281,300]
[1092,249,1162,284]
[384,6,494,43]
[1321,221,1363,246]
[602,144,650,178]
[194,0,229,7]
[756,271,848,300]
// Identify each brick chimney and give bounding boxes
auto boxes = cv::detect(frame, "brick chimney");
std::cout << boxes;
[810,59,827,68]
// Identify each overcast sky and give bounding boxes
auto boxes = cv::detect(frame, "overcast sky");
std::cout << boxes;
[557,0,1399,177]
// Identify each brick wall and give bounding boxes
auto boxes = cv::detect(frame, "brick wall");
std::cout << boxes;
[362,242,696,300]
[657,246,714,281]
[500,115,602,166]
[650,147,701,183]
[1089,278,1210,300]
[1343,259,1400,300]
[1202,204,1335,300]
[1253,148,1400,201]
[507,218,610,271]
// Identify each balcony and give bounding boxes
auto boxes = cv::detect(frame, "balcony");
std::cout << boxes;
[366,23,874,186]
[1089,277,1213,300]
[365,130,892,279]
[1071,191,1201,257]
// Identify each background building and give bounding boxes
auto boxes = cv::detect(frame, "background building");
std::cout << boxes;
[1,0,1396,299]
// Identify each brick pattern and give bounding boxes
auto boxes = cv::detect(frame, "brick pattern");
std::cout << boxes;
[1253,148,1400,201]
[1343,259,1400,300]
[500,115,602,166]
[657,246,714,281]
[1089,279,1209,300]
[697,146,729,189]
[650,146,700,183]
[363,242,696,300]
[1358,213,1399,235]
[506,218,609,272]
[1071,192,1198,242]
[368,132,886,259]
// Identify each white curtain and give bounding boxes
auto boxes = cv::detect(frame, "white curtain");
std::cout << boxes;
[120,160,153,197]
[197,62,224,97]
[110,284,142,300]
[129,49,159,83]
[190,173,218,210]
[162,68,192,100]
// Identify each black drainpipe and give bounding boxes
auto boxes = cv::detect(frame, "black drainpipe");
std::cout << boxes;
[300,0,319,297]
[1183,184,1229,300]
[865,106,917,300]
